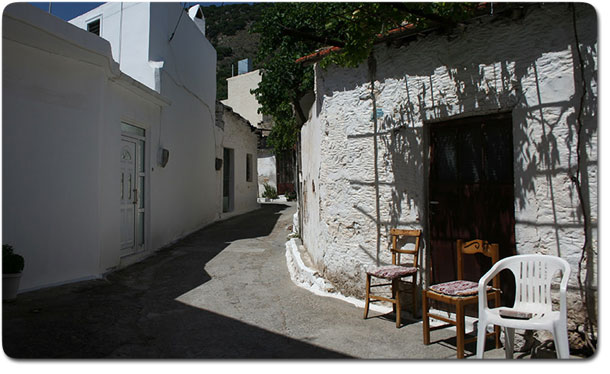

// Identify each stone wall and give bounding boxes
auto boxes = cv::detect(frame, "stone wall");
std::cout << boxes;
[300,3,597,346]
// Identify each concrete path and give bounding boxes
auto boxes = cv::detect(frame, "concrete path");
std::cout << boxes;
[3,202,502,359]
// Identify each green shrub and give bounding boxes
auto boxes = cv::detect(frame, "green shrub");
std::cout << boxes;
[262,183,278,199]
[3,244,24,274]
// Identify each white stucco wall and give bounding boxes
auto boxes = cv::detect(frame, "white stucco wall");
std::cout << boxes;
[300,102,323,265]
[221,69,264,127]
[2,3,167,290]
[71,2,219,258]
[257,148,277,196]
[149,3,218,248]
[3,2,222,292]
[217,105,260,218]
[3,40,103,289]
[70,2,155,89]
[300,4,597,299]
[221,68,279,197]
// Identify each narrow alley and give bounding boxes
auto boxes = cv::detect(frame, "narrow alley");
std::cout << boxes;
[2,202,480,359]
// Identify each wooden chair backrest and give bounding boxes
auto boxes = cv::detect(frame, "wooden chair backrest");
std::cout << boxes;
[457,239,500,289]
[390,229,422,268]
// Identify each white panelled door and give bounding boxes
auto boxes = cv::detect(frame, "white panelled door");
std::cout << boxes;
[120,123,146,255]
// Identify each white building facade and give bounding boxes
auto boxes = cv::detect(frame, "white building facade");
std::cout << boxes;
[215,103,260,218]
[70,2,219,253]
[3,3,256,292]
[221,69,279,197]
[298,3,597,341]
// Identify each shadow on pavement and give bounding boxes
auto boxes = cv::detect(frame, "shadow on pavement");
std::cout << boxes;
[3,203,350,358]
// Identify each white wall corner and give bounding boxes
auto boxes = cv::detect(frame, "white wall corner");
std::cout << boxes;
[188,5,206,36]
[148,60,164,93]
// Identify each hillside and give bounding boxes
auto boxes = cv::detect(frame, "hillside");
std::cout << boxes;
[202,3,268,100]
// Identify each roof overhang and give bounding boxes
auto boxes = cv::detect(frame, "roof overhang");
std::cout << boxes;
[295,3,518,66]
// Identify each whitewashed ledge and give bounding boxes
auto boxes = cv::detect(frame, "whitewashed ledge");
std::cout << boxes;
[285,237,392,314]
[285,237,481,331]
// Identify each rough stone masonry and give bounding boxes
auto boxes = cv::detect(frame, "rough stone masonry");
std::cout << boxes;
[299,3,597,352]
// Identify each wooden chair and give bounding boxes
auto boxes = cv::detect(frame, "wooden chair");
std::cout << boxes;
[422,239,501,358]
[364,229,422,328]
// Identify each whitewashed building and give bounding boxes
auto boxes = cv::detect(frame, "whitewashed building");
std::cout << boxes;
[297,3,597,343]
[222,68,297,197]
[2,3,256,292]
[215,102,260,218]
[221,69,277,196]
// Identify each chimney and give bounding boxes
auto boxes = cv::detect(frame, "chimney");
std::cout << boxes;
[188,4,206,36]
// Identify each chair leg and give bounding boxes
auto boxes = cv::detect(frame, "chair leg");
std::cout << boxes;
[504,327,515,359]
[456,303,465,359]
[553,321,570,359]
[411,275,418,318]
[422,290,430,345]
[476,317,488,358]
[493,292,501,349]
[393,278,401,328]
[363,274,371,319]
[391,280,397,314]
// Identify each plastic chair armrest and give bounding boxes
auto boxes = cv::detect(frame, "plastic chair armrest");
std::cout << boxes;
[558,265,571,319]
[478,261,504,309]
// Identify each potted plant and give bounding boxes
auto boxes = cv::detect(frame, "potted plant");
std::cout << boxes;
[3,244,24,302]
[262,183,278,202]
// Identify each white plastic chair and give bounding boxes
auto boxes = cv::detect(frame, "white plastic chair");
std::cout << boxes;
[476,254,571,359]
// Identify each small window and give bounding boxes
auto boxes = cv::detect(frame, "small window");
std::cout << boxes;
[246,154,253,182]
[87,18,101,36]
[121,122,145,137]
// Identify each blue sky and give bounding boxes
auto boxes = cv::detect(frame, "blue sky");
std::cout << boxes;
[29,2,243,21]
[30,2,104,20]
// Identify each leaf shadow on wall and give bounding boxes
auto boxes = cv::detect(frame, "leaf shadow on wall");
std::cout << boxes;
[314,4,596,285]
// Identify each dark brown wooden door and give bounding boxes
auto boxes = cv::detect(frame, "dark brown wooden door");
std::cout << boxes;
[428,113,516,290]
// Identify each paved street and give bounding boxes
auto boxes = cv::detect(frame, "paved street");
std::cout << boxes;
[3,202,498,359]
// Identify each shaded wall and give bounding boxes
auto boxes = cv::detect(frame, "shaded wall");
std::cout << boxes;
[72,2,220,259]
[217,104,260,218]
[2,4,166,290]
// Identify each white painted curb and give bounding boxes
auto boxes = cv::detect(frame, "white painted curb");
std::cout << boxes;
[285,238,392,314]
[284,239,486,333]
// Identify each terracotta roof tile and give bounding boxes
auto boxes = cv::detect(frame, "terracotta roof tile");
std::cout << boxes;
[295,23,417,65]
[295,3,496,65]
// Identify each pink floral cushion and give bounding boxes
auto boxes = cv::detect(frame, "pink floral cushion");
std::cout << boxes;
[429,280,491,296]
[367,265,417,279]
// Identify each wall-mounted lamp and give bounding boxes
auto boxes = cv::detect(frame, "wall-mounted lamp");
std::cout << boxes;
[215,158,223,171]
[159,148,170,168]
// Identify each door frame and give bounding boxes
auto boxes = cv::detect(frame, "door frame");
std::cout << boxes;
[120,121,149,257]
[223,147,234,213]
[423,111,516,288]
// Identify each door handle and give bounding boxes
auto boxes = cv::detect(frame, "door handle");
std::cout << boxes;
[133,189,138,205]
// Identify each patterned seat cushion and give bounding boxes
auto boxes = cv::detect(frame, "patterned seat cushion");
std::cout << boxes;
[367,265,417,279]
[429,280,491,296]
